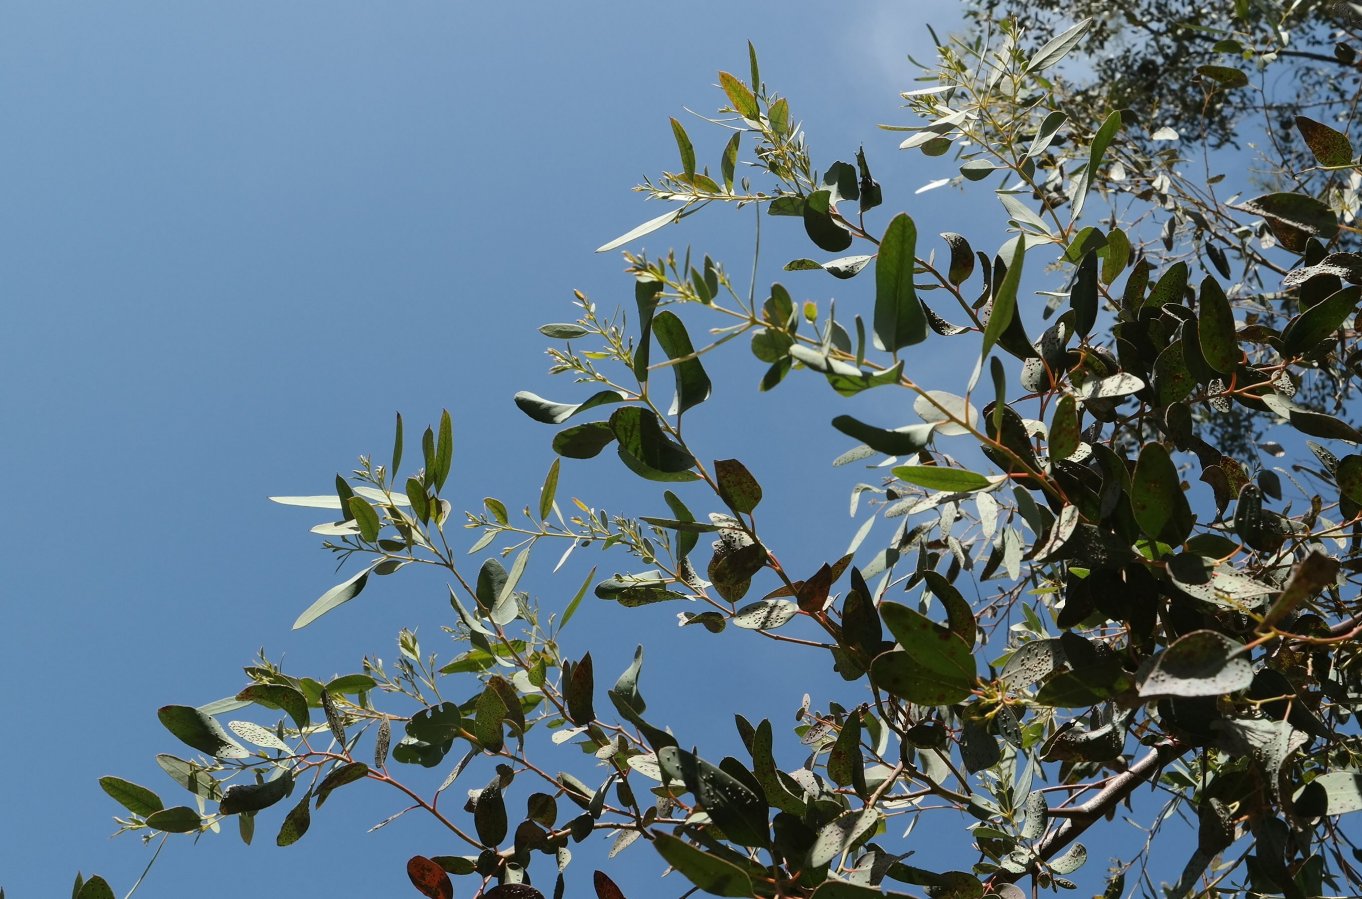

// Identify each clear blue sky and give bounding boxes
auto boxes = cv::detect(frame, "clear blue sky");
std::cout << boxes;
[0,3,1153,897]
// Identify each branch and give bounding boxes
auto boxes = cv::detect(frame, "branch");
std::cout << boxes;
[989,738,1188,886]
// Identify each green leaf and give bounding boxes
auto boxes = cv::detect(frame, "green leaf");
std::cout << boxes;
[1296,115,1354,167]
[1338,455,1362,504]
[293,566,372,630]
[538,322,589,339]
[652,832,754,897]
[981,235,1026,362]
[1023,17,1093,74]
[1138,630,1253,698]
[565,653,595,726]
[390,412,404,479]
[609,407,698,481]
[75,877,115,899]
[1198,276,1238,374]
[552,421,616,459]
[155,754,222,800]
[514,390,625,425]
[1102,227,1131,284]
[145,806,203,833]
[1071,250,1098,337]
[892,465,991,492]
[715,459,762,513]
[718,71,760,121]
[560,565,595,630]
[1131,442,1193,545]
[856,146,882,212]
[157,706,249,759]
[1308,771,1362,815]
[803,190,853,253]
[670,117,696,178]
[1049,394,1080,461]
[275,790,313,847]
[315,762,369,809]
[1050,843,1088,876]
[220,772,294,815]
[347,496,380,542]
[653,311,712,415]
[407,702,463,744]
[236,684,309,730]
[538,458,560,521]
[1288,408,1362,443]
[474,780,508,846]
[941,233,974,285]
[831,416,937,455]
[595,571,689,606]
[721,132,740,192]
[1074,111,1121,219]
[920,570,976,647]
[809,808,879,867]
[657,746,769,848]
[433,409,453,491]
[873,602,977,704]
[99,776,165,817]
[874,213,927,352]
[1196,64,1250,88]
[1153,340,1195,407]
[1282,285,1361,357]
[1238,193,1339,254]
[596,206,685,254]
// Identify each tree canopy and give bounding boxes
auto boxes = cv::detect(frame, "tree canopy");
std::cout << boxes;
[59,5,1362,899]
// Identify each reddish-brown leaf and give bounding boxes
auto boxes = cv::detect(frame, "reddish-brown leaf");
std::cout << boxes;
[594,870,628,899]
[407,855,453,899]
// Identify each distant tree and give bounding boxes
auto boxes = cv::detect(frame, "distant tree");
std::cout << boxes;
[73,9,1362,899]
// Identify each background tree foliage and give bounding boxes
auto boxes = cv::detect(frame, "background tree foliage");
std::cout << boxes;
[61,5,1362,899]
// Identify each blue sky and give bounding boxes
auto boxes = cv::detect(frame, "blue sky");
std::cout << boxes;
[0,3,1174,897]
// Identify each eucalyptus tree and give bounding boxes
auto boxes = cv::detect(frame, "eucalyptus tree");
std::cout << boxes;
[72,12,1362,899]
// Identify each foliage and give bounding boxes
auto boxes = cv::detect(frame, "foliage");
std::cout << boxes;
[69,10,1362,899]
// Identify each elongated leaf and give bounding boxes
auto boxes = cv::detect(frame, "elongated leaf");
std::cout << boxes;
[514,390,625,425]
[718,71,760,120]
[873,602,977,704]
[158,706,249,759]
[892,466,991,492]
[832,416,937,455]
[99,776,164,817]
[653,311,712,415]
[1074,111,1122,219]
[652,833,754,897]
[293,566,373,630]
[670,117,696,178]
[315,762,369,809]
[1198,276,1238,374]
[874,213,927,352]
[1282,285,1361,357]
[433,410,453,491]
[1131,443,1192,545]
[982,236,1025,362]
[1071,249,1098,337]
[1238,193,1338,254]
[597,207,685,254]
[1023,17,1093,74]
[145,806,203,833]
[220,772,294,815]
[539,458,560,521]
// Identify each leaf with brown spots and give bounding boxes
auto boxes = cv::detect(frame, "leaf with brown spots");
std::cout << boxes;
[406,855,453,899]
